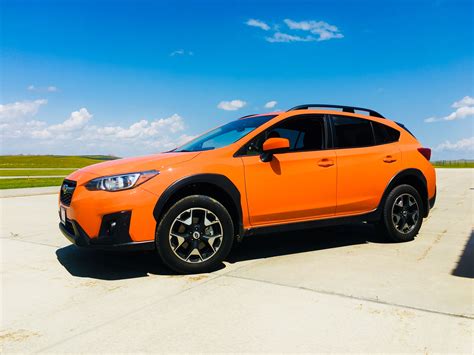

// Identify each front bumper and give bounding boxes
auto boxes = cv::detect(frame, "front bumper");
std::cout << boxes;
[59,214,155,251]
[58,173,159,244]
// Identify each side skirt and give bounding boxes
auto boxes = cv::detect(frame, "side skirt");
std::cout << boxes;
[243,211,379,237]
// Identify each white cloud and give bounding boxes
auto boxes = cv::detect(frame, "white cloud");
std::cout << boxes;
[247,18,343,43]
[17,108,92,140]
[49,108,92,132]
[434,137,474,152]
[217,99,247,111]
[170,49,194,56]
[452,96,474,108]
[266,32,315,43]
[27,85,58,93]
[264,100,277,109]
[88,114,185,140]
[0,99,47,122]
[246,19,270,31]
[283,19,344,41]
[425,95,474,122]
[0,103,191,156]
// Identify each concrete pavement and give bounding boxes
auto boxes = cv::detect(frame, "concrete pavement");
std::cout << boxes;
[0,186,59,198]
[0,169,472,353]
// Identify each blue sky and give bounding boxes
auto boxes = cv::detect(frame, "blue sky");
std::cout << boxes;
[1,0,473,159]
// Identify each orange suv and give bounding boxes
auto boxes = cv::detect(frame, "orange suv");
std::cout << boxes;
[59,104,436,273]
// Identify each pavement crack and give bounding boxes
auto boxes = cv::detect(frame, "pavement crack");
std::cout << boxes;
[417,229,447,261]
[34,259,261,353]
[1,237,61,248]
[223,274,474,320]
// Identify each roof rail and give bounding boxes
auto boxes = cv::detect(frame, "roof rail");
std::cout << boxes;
[238,114,258,119]
[287,104,385,118]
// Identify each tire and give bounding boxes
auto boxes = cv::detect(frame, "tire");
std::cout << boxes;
[376,184,423,242]
[156,195,234,274]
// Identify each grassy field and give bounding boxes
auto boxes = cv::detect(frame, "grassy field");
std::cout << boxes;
[432,160,474,168]
[0,155,117,168]
[0,169,77,177]
[0,155,118,189]
[0,178,66,189]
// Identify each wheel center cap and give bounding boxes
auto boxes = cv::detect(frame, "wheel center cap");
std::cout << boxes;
[192,231,201,240]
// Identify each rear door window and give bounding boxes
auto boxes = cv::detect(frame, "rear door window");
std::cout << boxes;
[332,115,374,149]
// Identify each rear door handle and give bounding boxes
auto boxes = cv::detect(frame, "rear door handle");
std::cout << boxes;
[383,155,397,163]
[318,158,335,167]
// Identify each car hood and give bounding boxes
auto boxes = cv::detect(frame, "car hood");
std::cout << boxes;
[67,152,200,183]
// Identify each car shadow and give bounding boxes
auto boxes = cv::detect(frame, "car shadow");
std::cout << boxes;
[56,223,388,280]
[228,223,387,263]
[56,246,176,280]
[451,230,474,279]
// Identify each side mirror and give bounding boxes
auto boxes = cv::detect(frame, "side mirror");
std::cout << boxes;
[260,137,290,162]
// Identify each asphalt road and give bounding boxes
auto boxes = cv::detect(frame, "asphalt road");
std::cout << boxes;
[0,169,472,353]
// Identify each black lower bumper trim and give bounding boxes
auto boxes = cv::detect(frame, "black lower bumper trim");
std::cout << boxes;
[429,187,436,210]
[59,222,155,251]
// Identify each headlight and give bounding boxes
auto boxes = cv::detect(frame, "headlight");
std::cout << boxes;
[85,170,159,191]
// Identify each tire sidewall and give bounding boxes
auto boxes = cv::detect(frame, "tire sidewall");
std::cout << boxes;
[156,195,234,274]
[382,184,423,242]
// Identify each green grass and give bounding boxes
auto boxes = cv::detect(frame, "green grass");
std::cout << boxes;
[0,155,120,189]
[0,169,77,177]
[432,160,474,168]
[0,155,118,168]
[0,178,64,189]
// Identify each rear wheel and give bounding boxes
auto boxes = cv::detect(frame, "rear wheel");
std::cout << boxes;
[156,195,234,274]
[377,184,423,242]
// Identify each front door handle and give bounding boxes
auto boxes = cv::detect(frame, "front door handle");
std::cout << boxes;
[318,158,335,167]
[383,155,397,163]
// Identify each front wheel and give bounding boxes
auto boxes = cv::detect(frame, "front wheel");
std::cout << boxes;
[377,184,423,242]
[156,195,234,274]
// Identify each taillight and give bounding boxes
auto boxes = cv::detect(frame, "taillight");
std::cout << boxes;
[417,147,431,161]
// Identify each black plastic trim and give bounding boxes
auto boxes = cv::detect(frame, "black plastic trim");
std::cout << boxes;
[60,179,76,206]
[244,211,377,236]
[98,211,133,244]
[287,104,385,118]
[59,222,155,251]
[153,174,244,236]
[239,114,258,119]
[429,187,436,209]
[374,168,429,218]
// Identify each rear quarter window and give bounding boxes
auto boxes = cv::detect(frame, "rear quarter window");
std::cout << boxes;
[372,121,401,145]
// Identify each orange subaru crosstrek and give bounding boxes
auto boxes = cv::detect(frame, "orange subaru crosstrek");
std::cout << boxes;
[59,104,436,273]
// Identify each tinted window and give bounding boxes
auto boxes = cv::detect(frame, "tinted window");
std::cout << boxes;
[332,116,374,148]
[241,115,325,156]
[395,122,416,138]
[175,115,276,152]
[372,121,400,145]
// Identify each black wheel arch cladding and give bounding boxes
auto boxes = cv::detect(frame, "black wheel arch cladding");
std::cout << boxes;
[153,174,244,237]
[377,168,429,218]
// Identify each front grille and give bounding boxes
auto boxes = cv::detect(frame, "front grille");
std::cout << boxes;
[60,179,77,206]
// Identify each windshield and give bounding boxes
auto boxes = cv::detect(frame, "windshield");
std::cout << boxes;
[174,115,276,152]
